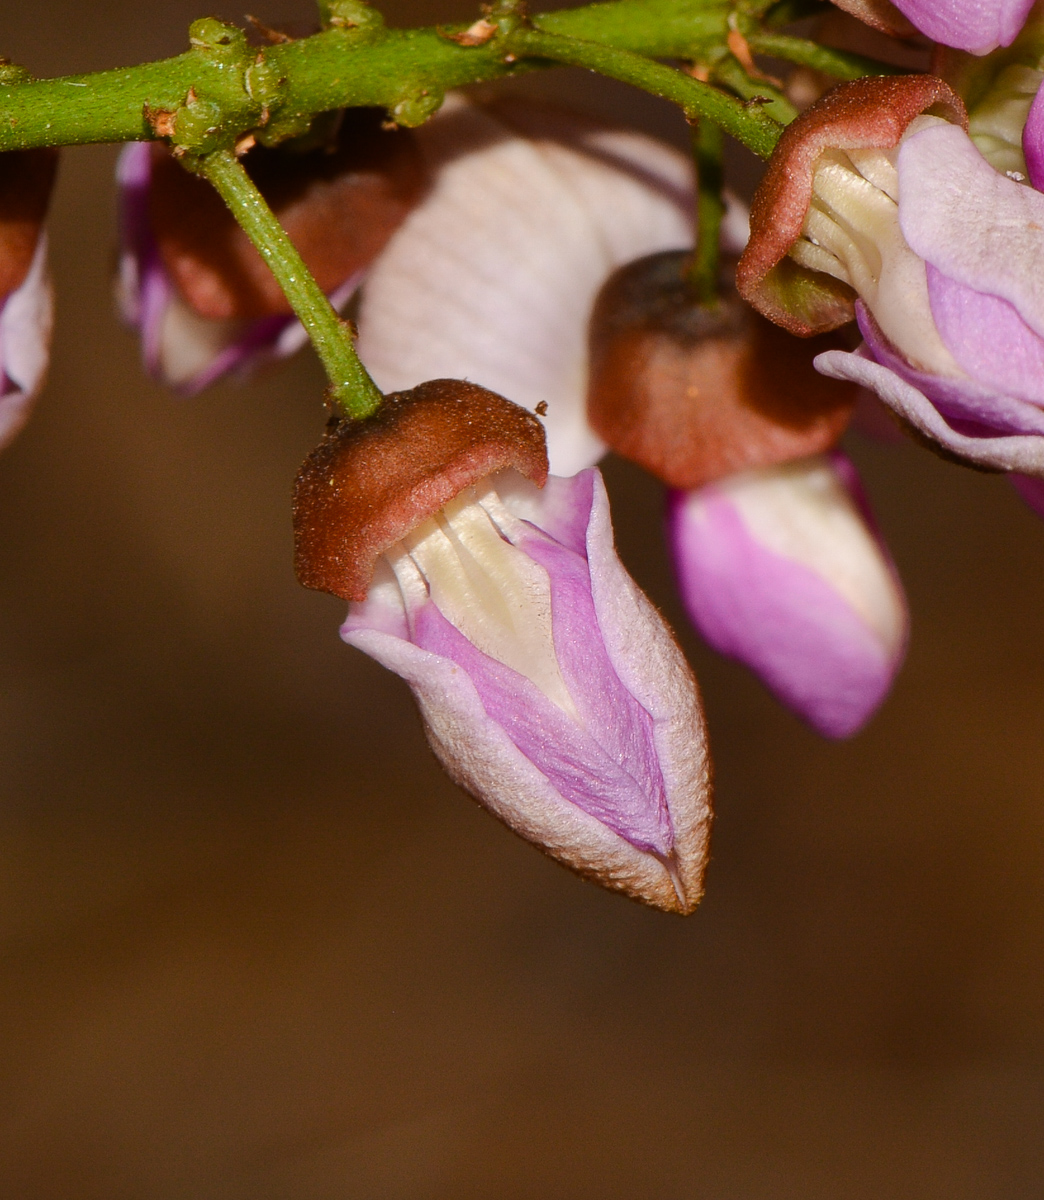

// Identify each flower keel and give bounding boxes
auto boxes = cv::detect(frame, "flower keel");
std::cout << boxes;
[344,470,711,911]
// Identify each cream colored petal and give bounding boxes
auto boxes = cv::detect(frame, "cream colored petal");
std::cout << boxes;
[712,455,906,657]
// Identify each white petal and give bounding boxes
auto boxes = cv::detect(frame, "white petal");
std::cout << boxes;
[356,96,694,476]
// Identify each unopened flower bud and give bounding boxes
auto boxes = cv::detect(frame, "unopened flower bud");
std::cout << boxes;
[117,108,426,392]
[667,453,908,738]
[0,148,57,449]
[294,379,712,913]
[587,250,857,489]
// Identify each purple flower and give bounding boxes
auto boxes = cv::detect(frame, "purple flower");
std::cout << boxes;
[344,468,711,912]
[292,379,711,914]
[814,113,1044,474]
[667,454,907,739]
[737,75,1044,477]
[828,0,1033,52]
[116,142,363,395]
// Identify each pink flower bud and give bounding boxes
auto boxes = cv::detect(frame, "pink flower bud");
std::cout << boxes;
[294,381,712,913]
[885,0,1033,53]
[667,453,908,738]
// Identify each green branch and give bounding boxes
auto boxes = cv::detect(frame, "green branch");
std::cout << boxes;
[0,0,734,152]
[506,26,783,157]
[196,148,383,419]
[746,32,907,79]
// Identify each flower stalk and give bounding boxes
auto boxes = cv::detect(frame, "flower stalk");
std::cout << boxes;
[687,118,725,305]
[505,25,784,158]
[195,147,384,419]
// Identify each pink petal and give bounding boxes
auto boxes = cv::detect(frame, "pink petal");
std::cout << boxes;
[815,346,1044,474]
[926,264,1044,406]
[898,122,1044,342]
[667,458,907,739]
[891,0,1034,52]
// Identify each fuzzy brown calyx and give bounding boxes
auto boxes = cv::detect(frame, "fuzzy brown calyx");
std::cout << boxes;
[737,75,967,337]
[826,0,917,38]
[588,251,857,490]
[293,380,549,603]
[149,108,427,321]
[0,149,58,299]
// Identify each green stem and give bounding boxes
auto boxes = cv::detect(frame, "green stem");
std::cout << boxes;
[711,54,797,126]
[746,31,907,79]
[508,26,783,158]
[687,118,724,305]
[196,148,383,419]
[0,0,733,152]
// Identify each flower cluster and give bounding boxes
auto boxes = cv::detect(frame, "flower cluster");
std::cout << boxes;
[4,0,1043,913]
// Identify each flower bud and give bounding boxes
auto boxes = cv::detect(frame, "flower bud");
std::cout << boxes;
[667,453,907,738]
[0,149,57,449]
[117,109,426,392]
[294,380,712,913]
[587,250,857,489]
[739,75,1044,477]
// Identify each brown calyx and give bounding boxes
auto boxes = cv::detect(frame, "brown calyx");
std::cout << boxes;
[0,149,58,298]
[825,0,916,38]
[149,108,428,321]
[293,379,549,603]
[588,251,857,490]
[736,75,967,336]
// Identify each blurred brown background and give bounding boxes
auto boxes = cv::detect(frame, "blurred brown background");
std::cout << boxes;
[0,2,1042,1196]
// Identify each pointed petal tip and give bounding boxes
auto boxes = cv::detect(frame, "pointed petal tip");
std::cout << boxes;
[344,467,712,913]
